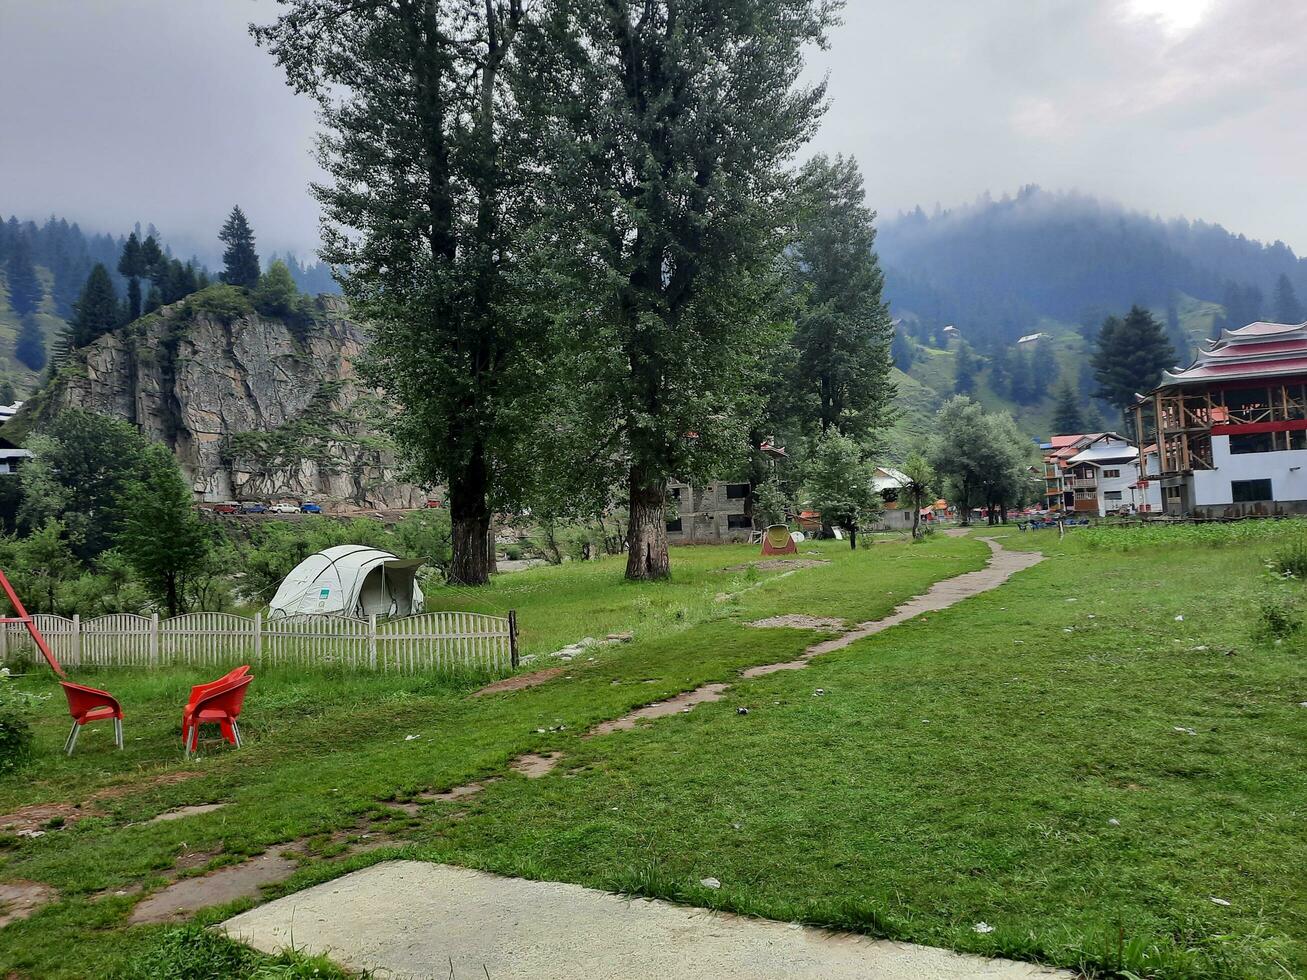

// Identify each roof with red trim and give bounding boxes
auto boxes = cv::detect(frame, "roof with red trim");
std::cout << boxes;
[1158,321,1307,387]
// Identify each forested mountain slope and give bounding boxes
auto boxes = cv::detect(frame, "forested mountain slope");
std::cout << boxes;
[877,187,1307,450]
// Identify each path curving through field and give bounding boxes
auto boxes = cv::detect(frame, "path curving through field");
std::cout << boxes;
[596,536,1041,726]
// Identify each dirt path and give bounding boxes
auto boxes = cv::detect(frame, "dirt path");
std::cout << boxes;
[417,536,1041,803]
[222,862,1067,979]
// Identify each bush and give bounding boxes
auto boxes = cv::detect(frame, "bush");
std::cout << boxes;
[1255,593,1302,641]
[0,668,44,774]
[113,924,349,979]
[1082,518,1307,552]
[1271,536,1307,579]
[505,544,524,561]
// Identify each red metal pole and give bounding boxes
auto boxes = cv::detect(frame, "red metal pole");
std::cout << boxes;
[0,568,65,677]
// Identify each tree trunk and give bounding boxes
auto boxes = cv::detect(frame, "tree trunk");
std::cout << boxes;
[911,497,921,539]
[848,524,857,550]
[625,471,670,581]
[486,522,498,574]
[448,447,491,586]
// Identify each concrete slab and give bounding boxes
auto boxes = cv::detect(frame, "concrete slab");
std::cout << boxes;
[222,861,1067,979]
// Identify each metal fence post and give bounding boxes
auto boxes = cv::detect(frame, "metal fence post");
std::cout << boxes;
[508,609,518,669]
[253,611,263,667]
[150,613,159,667]
[71,614,81,668]
[368,613,377,671]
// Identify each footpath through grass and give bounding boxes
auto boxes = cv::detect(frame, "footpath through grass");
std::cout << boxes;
[0,534,986,978]
[4,527,1304,978]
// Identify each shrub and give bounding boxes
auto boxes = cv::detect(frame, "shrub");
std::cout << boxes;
[1271,536,1307,579]
[0,668,44,774]
[505,544,524,561]
[1255,593,1302,642]
[113,924,349,979]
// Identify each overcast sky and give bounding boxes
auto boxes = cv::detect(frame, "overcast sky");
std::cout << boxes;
[2,0,1304,263]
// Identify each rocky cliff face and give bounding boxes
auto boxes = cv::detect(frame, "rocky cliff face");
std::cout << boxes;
[18,290,424,511]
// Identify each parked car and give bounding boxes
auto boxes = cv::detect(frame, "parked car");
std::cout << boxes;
[269,503,299,514]
[213,501,240,514]
[300,501,322,514]
[424,499,443,509]
[240,502,268,514]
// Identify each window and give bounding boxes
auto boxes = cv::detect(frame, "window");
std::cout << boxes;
[665,517,683,532]
[669,487,682,500]
[1104,491,1123,501]
[1231,479,1273,503]
[1229,432,1275,455]
[726,513,751,529]
[725,483,749,500]
[1165,486,1183,499]
[1102,469,1121,479]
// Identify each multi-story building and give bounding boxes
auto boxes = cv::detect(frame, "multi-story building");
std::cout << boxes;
[1041,432,1161,516]
[1135,320,1307,517]
[664,479,754,543]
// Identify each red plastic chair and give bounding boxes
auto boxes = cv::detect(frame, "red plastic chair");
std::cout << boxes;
[185,675,253,758]
[181,666,250,747]
[59,682,123,756]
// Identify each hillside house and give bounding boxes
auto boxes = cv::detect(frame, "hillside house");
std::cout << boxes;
[1017,332,1048,346]
[0,436,32,476]
[1135,320,1307,517]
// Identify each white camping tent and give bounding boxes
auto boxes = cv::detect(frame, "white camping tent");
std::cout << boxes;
[268,545,425,620]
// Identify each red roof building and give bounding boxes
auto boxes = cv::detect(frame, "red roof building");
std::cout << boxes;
[1135,320,1307,516]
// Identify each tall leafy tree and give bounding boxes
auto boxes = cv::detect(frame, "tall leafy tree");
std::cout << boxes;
[118,232,145,322]
[804,432,878,550]
[13,315,46,371]
[1091,305,1176,423]
[19,409,150,560]
[5,240,44,317]
[253,259,300,317]
[1274,273,1304,324]
[116,444,212,616]
[1051,379,1085,434]
[788,154,895,438]
[68,263,119,348]
[218,206,260,289]
[254,1,543,586]
[1008,348,1035,403]
[1030,341,1057,394]
[522,0,833,580]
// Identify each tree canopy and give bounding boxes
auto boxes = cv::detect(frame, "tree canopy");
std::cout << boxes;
[1091,306,1176,420]
[68,263,119,349]
[804,432,879,549]
[254,0,545,586]
[521,0,835,580]
[218,206,261,289]
[788,154,895,439]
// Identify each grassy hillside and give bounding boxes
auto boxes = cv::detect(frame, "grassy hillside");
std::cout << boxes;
[0,264,67,395]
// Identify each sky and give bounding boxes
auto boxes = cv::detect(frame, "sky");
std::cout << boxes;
[2,0,1305,263]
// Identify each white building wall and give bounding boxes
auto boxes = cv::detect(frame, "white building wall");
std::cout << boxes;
[1192,435,1307,506]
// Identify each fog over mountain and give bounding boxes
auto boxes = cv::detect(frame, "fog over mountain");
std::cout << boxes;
[2,0,1305,258]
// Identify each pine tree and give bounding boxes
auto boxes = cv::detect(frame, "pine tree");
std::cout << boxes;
[1091,306,1176,422]
[117,232,145,321]
[954,343,978,394]
[68,263,119,348]
[1274,273,1304,324]
[218,206,260,289]
[4,241,44,317]
[1051,379,1085,434]
[14,315,46,371]
[1008,348,1034,403]
[1030,342,1057,397]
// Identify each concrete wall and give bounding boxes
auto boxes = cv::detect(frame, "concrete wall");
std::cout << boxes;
[1189,435,1307,508]
[666,480,753,544]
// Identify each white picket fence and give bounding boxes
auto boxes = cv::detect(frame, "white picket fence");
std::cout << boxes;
[1,610,517,676]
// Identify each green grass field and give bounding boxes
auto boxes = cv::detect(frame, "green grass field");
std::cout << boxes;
[1,528,1304,978]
